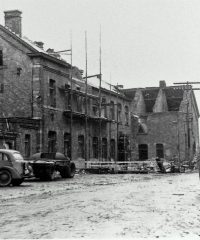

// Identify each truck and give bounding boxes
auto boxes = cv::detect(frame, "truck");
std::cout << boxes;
[29,152,76,181]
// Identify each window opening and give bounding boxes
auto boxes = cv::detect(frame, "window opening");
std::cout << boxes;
[24,134,31,158]
[102,138,107,159]
[49,79,56,107]
[78,135,85,158]
[93,137,98,158]
[156,143,164,158]
[48,131,57,153]
[64,133,71,158]
[110,139,115,160]
[138,144,148,160]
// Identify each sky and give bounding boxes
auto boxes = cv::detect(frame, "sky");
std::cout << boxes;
[1,0,200,105]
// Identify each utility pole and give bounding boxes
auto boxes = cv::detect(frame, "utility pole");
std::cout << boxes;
[174,81,200,168]
[85,31,88,163]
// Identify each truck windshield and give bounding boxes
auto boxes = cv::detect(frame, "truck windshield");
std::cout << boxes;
[13,152,24,161]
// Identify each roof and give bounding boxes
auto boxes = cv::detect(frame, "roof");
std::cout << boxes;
[123,85,188,113]
[0,24,71,68]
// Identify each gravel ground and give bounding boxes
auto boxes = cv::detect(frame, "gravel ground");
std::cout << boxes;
[0,172,200,239]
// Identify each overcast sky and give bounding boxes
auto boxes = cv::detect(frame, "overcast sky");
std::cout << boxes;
[1,0,200,105]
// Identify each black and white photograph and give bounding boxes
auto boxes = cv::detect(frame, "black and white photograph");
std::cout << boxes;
[0,0,200,239]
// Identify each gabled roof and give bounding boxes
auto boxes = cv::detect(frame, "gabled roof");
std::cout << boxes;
[123,85,190,113]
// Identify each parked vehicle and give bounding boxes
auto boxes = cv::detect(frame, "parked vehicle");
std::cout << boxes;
[28,152,76,180]
[0,149,32,187]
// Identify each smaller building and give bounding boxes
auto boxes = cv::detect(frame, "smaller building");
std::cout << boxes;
[123,80,199,166]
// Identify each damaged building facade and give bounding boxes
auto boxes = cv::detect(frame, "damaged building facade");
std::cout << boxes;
[0,10,135,168]
[0,10,199,169]
[124,80,199,166]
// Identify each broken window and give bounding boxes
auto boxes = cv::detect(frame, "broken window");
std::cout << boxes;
[110,101,115,120]
[102,138,107,159]
[93,137,98,158]
[138,144,148,160]
[110,139,115,160]
[78,135,84,158]
[64,132,71,158]
[0,50,3,66]
[156,143,164,158]
[125,106,129,125]
[48,131,57,153]
[49,79,56,107]
[24,134,31,158]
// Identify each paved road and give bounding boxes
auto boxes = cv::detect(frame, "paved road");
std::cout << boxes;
[0,172,200,239]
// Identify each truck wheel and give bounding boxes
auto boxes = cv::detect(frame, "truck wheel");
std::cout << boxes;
[60,166,70,178]
[0,170,12,187]
[12,179,24,186]
[44,168,56,181]
[69,162,76,178]
[60,163,76,178]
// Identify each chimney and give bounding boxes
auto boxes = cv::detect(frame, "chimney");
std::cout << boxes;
[159,80,166,88]
[4,10,22,37]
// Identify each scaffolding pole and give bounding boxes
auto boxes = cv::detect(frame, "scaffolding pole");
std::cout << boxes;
[98,27,102,161]
[85,31,88,163]
[70,32,73,161]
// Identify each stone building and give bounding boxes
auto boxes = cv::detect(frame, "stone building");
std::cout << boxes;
[0,10,199,169]
[0,10,134,167]
[123,80,199,166]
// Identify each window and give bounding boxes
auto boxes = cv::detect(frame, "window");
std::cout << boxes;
[156,144,164,158]
[102,138,107,159]
[93,137,98,158]
[24,134,31,158]
[125,106,129,125]
[65,85,71,110]
[77,96,83,112]
[110,139,115,160]
[48,131,57,153]
[117,103,122,123]
[0,50,3,66]
[78,135,84,158]
[92,99,98,116]
[101,98,107,118]
[0,153,9,161]
[138,144,148,160]
[110,101,115,120]
[64,133,71,158]
[49,79,56,107]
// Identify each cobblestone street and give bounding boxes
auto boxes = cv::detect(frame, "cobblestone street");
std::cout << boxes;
[0,172,200,239]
